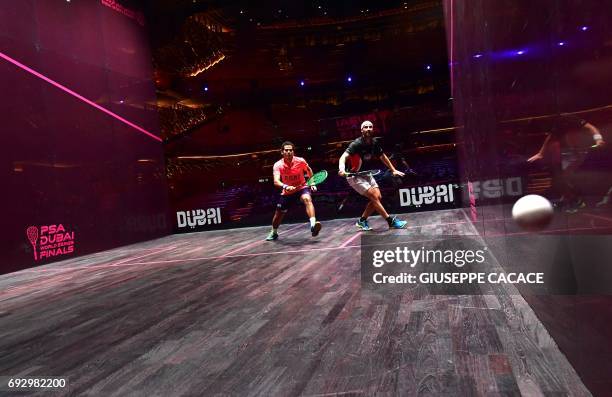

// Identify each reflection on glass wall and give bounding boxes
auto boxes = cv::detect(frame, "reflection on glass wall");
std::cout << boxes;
[447,0,612,234]
[1,1,169,274]
[445,1,612,394]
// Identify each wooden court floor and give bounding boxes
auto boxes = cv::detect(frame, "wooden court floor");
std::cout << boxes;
[0,209,592,396]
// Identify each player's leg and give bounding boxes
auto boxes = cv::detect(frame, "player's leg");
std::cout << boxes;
[346,176,375,230]
[562,154,586,213]
[363,186,407,229]
[266,209,285,240]
[300,188,322,236]
[361,201,376,219]
[349,175,397,230]
[272,209,285,229]
[363,187,389,219]
[266,195,291,240]
[597,186,612,208]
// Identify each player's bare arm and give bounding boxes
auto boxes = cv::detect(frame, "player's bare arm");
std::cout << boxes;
[584,122,605,147]
[274,171,295,192]
[380,153,405,177]
[338,152,349,177]
[528,133,553,162]
[305,164,317,192]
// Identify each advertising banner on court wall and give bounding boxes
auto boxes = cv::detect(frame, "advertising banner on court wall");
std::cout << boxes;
[397,176,523,211]
[174,207,222,233]
[398,183,459,209]
[25,224,76,262]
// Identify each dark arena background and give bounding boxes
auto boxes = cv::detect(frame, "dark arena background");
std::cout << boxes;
[1,0,612,395]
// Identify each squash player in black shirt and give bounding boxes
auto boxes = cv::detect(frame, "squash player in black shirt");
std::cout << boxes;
[338,120,408,230]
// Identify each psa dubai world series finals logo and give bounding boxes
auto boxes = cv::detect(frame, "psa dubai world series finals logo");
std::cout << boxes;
[26,224,76,261]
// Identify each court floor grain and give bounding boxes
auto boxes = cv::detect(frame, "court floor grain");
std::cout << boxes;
[0,209,595,396]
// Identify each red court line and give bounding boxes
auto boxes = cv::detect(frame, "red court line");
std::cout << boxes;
[120,224,612,266]
[220,223,304,257]
[14,245,178,276]
[0,245,178,296]
[119,245,359,265]
[0,235,480,298]
[406,220,468,229]
[481,225,612,238]
[0,243,360,297]
[336,218,469,249]
[108,245,178,265]
[6,217,609,294]
[0,238,444,298]
[0,50,162,142]
[340,232,361,248]
[117,236,456,265]
[22,219,471,272]
[449,0,455,91]
[582,213,612,223]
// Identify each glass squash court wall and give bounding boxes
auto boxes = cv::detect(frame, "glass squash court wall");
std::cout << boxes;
[1,1,170,274]
[444,1,612,394]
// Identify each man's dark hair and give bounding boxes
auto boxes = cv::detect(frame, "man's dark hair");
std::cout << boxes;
[281,141,295,150]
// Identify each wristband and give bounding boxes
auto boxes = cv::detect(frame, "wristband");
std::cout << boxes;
[593,134,603,141]
[282,184,288,190]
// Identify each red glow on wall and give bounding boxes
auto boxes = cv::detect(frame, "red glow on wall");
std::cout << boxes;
[101,0,145,26]
[0,50,161,142]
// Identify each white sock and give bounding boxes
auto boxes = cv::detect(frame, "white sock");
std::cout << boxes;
[272,228,278,233]
[309,217,316,227]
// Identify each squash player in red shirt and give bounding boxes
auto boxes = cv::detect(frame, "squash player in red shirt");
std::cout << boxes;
[266,141,322,241]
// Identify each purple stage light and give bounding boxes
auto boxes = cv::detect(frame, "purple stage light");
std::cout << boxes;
[473,53,483,58]
[557,42,565,46]
[300,80,305,86]
[581,26,589,31]
[347,76,352,82]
